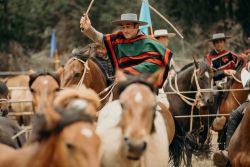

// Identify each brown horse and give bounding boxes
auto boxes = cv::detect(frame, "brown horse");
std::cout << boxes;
[53,86,101,117]
[29,70,61,113]
[5,75,32,126]
[0,80,10,116]
[228,102,250,166]
[59,44,111,107]
[0,104,101,167]
[212,58,249,149]
[97,69,171,167]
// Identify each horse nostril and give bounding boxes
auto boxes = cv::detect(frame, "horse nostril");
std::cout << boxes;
[142,141,147,151]
[124,137,129,143]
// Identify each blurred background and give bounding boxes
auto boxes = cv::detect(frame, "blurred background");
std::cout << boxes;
[1,0,250,71]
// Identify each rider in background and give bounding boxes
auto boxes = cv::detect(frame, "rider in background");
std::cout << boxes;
[213,37,250,166]
[206,33,243,82]
[94,43,114,83]
[154,29,179,79]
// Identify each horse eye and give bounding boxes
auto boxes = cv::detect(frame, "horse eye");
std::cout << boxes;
[74,72,81,78]
[66,143,74,150]
[55,88,61,92]
[30,88,35,93]
[120,102,125,109]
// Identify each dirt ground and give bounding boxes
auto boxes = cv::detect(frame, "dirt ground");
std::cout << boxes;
[188,131,218,167]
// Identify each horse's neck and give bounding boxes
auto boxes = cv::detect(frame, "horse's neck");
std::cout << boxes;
[26,135,64,167]
[238,106,250,141]
[84,60,106,93]
[177,67,196,97]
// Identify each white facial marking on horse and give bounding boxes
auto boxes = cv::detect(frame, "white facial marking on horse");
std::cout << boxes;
[205,72,209,78]
[134,92,142,102]
[69,99,87,111]
[43,80,49,85]
[81,128,93,138]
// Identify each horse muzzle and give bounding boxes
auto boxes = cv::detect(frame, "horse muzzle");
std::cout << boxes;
[124,137,147,160]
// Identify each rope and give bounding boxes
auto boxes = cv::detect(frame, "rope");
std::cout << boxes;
[71,57,90,89]
[99,82,117,102]
[231,74,242,83]
[11,126,32,140]
[174,113,230,118]
[169,75,195,106]
[231,86,241,105]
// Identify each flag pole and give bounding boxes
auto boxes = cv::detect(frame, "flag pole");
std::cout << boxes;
[150,26,154,37]
[144,1,184,39]
[54,49,60,70]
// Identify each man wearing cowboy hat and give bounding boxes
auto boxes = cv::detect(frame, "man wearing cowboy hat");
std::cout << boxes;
[154,29,176,47]
[80,13,173,86]
[206,33,242,81]
[212,35,247,166]
[154,29,178,78]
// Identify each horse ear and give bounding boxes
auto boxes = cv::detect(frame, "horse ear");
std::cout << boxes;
[1,78,8,84]
[193,56,199,69]
[55,66,64,77]
[115,70,127,82]
[146,68,165,85]
[28,69,36,76]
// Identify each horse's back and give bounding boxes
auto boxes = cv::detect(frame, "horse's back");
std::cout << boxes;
[6,75,32,125]
[6,75,29,87]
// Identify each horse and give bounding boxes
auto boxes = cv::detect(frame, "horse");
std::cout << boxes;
[28,70,61,113]
[0,80,26,148]
[228,102,250,166]
[0,80,10,116]
[210,57,249,150]
[53,86,101,117]
[4,75,33,126]
[59,43,112,108]
[96,69,173,167]
[0,103,101,167]
[163,59,215,166]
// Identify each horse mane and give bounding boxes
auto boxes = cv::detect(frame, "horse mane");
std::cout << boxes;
[0,81,8,96]
[178,62,193,72]
[72,43,97,62]
[29,69,60,88]
[32,108,95,141]
[117,74,157,95]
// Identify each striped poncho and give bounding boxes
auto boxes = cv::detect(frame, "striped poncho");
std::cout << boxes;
[103,31,172,84]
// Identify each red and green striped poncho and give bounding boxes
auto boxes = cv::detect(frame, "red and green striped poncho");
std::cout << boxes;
[103,31,173,85]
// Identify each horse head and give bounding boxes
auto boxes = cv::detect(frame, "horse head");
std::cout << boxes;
[53,86,100,117]
[29,69,61,115]
[60,43,98,88]
[0,80,10,116]
[116,69,163,160]
[192,57,214,107]
[32,106,100,167]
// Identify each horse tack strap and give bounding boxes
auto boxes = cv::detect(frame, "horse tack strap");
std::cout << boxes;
[168,72,195,106]
[99,81,117,102]
[169,68,202,133]
[72,57,90,89]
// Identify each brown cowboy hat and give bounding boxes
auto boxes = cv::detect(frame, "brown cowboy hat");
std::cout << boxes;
[208,33,231,42]
[112,13,147,26]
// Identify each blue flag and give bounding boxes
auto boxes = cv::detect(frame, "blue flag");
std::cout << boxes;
[139,0,152,35]
[50,31,56,59]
